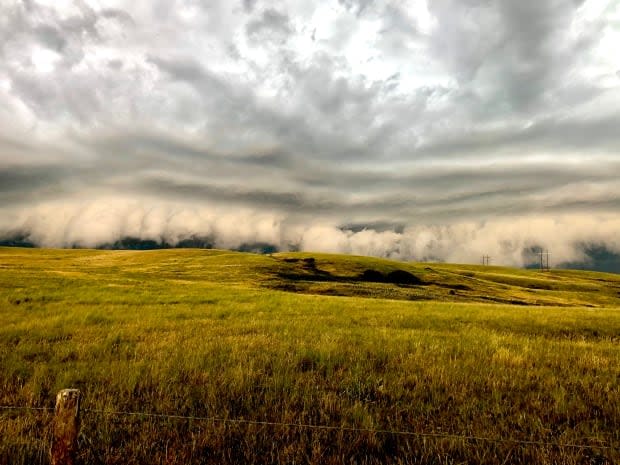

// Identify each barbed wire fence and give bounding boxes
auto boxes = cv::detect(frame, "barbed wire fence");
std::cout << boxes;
[2,392,619,465]
[3,405,620,450]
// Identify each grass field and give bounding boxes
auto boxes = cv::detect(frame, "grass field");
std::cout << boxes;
[0,247,619,464]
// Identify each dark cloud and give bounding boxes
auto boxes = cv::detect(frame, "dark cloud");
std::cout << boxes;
[146,55,208,83]
[246,8,293,41]
[242,0,259,13]
[0,166,62,196]
[0,0,619,268]
[33,25,67,51]
[100,8,135,24]
[428,0,607,113]
[414,113,620,160]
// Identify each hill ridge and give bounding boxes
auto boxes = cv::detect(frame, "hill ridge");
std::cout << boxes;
[2,247,619,308]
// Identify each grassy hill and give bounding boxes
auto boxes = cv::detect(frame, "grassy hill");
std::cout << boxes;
[3,247,619,307]
[0,247,619,464]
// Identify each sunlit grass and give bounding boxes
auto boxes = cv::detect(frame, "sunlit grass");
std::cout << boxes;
[0,247,619,464]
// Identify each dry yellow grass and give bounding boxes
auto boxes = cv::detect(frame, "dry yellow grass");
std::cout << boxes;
[0,247,619,464]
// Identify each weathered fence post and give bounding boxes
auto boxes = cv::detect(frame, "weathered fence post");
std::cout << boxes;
[50,389,81,465]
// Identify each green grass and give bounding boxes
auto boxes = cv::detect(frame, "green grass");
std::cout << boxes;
[0,247,619,464]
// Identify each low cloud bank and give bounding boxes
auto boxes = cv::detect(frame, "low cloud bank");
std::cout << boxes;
[1,197,619,271]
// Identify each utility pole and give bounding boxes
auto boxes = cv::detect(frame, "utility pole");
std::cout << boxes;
[482,255,490,266]
[538,250,550,271]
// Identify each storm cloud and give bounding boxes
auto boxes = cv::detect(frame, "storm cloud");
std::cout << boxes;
[1,0,619,269]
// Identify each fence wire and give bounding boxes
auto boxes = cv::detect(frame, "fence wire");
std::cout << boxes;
[0,406,53,412]
[1,404,618,451]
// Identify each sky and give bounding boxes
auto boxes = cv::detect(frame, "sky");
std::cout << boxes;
[1,0,619,268]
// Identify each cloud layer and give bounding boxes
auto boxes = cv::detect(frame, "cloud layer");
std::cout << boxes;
[1,0,619,268]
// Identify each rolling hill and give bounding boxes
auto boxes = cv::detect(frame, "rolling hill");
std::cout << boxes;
[1,247,619,465]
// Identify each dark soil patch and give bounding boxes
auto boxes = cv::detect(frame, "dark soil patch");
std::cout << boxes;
[302,257,316,267]
[441,283,471,291]
[360,269,386,282]
[360,269,423,286]
[386,270,423,285]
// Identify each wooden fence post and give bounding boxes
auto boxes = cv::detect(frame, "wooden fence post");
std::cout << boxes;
[50,389,81,465]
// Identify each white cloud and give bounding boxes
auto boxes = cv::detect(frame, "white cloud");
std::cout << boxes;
[2,196,620,268]
[1,0,619,268]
